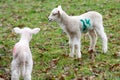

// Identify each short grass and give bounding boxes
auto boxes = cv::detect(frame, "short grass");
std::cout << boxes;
[0,0,120,80]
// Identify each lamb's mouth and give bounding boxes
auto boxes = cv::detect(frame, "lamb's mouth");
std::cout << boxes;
[48,18,53,22]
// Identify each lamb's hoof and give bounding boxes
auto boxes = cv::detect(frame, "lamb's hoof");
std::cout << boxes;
[77,55,81,59]
[88,49,96,53]
[69,53,74,58]
[88,49,94,54]
[103,48,107,53]
[77,56,81,59]
[76,53,81,59]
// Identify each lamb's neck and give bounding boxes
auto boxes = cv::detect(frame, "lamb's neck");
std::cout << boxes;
[19,36,30,45]
[58,11,70,25]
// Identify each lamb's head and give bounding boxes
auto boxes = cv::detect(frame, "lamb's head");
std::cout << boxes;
[13,27,40,42]
[48,5,63,22]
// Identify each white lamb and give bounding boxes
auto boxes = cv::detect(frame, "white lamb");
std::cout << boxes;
[11,27,40,80]
[48,5,108,58]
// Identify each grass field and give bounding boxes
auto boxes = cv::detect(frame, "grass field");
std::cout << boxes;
[0,0,120,80]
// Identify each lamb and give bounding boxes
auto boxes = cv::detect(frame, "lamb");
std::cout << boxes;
[11,27,40,80]
[48,5,108,58]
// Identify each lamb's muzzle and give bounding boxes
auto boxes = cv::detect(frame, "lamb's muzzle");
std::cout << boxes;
[48,17,52,22]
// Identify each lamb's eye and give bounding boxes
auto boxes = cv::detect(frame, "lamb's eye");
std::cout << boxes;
[52,13,57,16]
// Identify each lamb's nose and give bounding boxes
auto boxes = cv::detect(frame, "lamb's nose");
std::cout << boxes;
[48,18,52,22]
[48,17,50,20]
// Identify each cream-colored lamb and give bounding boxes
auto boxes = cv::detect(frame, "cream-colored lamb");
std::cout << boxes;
[11,27,40,80]
[48,5,108,58]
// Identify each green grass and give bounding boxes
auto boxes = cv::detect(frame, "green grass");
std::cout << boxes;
[0,0,120,80]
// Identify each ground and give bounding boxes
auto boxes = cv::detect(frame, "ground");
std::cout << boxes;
[0,0,120,80]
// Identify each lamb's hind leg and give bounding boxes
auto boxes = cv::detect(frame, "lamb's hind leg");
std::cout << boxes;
[11,61,20,80]
[95,25,108,53]
[24,61,33,80]
[24,72,31,80]
[88,30,97,52]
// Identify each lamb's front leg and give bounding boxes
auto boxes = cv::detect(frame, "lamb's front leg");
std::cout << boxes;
[69,35,81,58]
[75,42,81,58]
[69,37,74,57]
[74,37,81,58]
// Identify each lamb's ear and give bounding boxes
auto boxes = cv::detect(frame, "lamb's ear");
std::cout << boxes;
[13,27,21,34]
[58,5,63,15]
[58,5,62,9]
[31,28,40,34]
